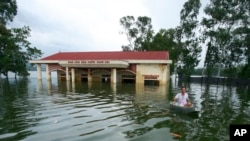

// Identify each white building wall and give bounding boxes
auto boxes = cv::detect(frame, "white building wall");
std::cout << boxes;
[136,64,169,85]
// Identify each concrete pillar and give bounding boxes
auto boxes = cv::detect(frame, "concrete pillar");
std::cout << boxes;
[166,65,170,84]
[136,73,144,84]
[71,68,75,82]
[111,83,117,93]
[47,80,52,95]
[66,67,70,81]
[111,83,117,102]
[136,83,144,94]
[159,65,167,85]
[88,82,92,89]
[66,79,70,92]
[72,81,75,93]
[46,64,51,80]
[168,65,171,80]
[111,68,117,84]
[37,79,43,92]
[36,64,42,80]
[88,69,92,83]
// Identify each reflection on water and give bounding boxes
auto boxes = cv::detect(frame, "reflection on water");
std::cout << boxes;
[0,76,249,141]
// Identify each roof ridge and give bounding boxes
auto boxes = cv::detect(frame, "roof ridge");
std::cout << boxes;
[57,51,168,53]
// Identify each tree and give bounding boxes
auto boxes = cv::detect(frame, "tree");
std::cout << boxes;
[0,0,42,79]
[176,0,202,82]
[202,0,250,78]
[120,16,154,51]
[0,0,17,25]
[142,28,181,74]
[120,16,182,74]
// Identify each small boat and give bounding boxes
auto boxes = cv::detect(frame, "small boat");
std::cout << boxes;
[170,101,197,114]
[170,132,182,138]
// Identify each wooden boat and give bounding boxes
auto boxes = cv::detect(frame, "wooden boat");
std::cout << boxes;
[170,101,197,114]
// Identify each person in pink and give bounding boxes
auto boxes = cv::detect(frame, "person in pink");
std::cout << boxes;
[173,86,192,107]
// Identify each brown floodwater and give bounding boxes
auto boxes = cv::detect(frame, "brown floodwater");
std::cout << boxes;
[0,72,249,141]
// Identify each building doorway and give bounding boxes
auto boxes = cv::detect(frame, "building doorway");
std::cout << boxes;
[102,75,110,83]
[122,75,135,83]
[81,74,88,82]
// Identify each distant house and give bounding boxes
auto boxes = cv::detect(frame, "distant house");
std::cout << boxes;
[29,51,172,85]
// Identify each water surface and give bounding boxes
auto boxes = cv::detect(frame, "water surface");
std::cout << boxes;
[0,73,249,141]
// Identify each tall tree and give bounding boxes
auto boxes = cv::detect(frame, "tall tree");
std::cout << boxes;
[202,0,250,77]
[176,0,202,81]
[120,16,154,51]
[0,0,42,79]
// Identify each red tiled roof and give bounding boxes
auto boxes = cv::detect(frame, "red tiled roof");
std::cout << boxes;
[41,51,169,60]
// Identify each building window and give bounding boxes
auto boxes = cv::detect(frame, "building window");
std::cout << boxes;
[144,80,159,86]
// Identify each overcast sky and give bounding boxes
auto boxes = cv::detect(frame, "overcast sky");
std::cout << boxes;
[11,0,206,67]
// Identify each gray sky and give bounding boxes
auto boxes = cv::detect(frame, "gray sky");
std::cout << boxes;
[11,0,206,67]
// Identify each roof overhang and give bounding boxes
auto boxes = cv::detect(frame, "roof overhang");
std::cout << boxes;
[127,60,172,64]
[58,60,129,68]
[29,60,59,64]
[29,59,172,64]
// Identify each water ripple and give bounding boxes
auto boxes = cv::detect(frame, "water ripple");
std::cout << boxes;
[79,128,105,136]
[0,79,249,141]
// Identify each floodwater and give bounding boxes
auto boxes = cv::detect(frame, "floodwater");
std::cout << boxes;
[0,72,249,141]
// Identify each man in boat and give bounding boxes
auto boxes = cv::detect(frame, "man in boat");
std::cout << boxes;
[173,86,192,107]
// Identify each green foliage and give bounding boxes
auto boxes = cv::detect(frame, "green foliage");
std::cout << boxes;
[120,16,153,51]
[120,16,184,74]
[202,0,250,78]
[0,0,42,78]
[142,28,181,74]
[0,0,17,25]
[176,0,202,81]
[192,68,203,76]
[238,64,250,79]
[119,0,249,81]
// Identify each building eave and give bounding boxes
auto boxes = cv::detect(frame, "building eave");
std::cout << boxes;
[58,60,129,68]
[29,59,172,64]
[127,60,172,64]
[29,60,60,64]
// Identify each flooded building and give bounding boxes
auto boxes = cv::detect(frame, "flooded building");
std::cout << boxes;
[29,51,172,85]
